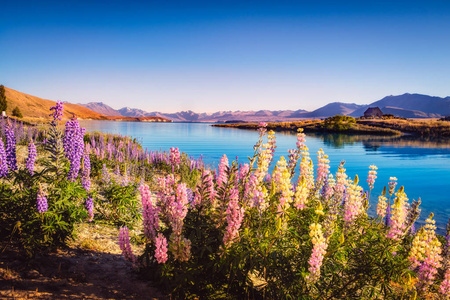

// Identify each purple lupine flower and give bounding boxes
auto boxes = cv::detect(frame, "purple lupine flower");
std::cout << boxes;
[37,187,48,213]
[49,100,64,122]
[0,139,8,177]
[63,117,85,181]
[101,163,111,185]
[120,165,130,186]
[81,151,91,191]
[385,205,391,227]
[85,196,94,221]
[5,121,17,171]
[155,233,168,264]
[118,226,135,263]
[186,187,194,205]
[114,164,120,176]
[26,140,37,175]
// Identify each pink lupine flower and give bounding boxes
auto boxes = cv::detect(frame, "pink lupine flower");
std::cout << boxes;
[171,183,188,236]
[316,149,330,188]
[169,147,181,166]
[386,187,409,240]
[299,156,314,190]
[343,176,364,228]
[223,189,245,247]
[243,174,266,210]
[169,234,192,262]
[193,169,215,207]
[155,233,168,264]
[322,173,335,202]
[204,169,215,202]
[408,214,442,291]
[388,177,397,196]
[272,157,293,210]
[306,223,328,284]
[377,194,388,219]
[239,163,250,180]
[140,184,160,241]
[334,161,347,197]
[217,154,229,188]
[366,165,377,189]
[294,176,309,209]
[440,269,450,297]
[119,226,135,263]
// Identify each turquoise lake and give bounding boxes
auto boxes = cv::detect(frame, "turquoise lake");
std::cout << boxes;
[80,120,450,234]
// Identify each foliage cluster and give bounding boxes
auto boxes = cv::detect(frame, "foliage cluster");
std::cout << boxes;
[323,115,356,131]
[12,106,23,118]
[128,126,450,299]
[0,113,89,256]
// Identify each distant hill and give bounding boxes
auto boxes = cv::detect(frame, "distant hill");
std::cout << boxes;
[350,93,450,118]
[80,102,122,116]
[381,107,442,119]
[4,87,105,120]
[118,107,149,117]
[303,102,364,118]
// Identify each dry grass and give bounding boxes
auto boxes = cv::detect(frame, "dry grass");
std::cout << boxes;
[4,87,105,120]
[214,118,450,137]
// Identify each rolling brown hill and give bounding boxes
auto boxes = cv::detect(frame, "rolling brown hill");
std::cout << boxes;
[4,87,105,120]
[3,87,171,122]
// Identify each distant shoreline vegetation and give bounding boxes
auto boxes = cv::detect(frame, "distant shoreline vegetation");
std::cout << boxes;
[213,116,450,137]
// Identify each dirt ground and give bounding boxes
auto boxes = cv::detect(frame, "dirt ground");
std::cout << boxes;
[0,223,166,300]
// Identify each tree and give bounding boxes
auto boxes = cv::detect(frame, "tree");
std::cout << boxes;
[12,106,23,118]
[323,115,356,131]
[0,85,7,112]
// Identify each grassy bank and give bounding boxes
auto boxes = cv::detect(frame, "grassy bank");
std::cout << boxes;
[213,117,450,137]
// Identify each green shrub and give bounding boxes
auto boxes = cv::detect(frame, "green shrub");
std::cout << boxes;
[323,115,356,131]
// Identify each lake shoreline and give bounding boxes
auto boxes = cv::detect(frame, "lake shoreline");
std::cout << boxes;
[212,118,450,137]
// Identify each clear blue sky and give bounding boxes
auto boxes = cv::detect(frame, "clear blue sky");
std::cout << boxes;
[1,0,450,113]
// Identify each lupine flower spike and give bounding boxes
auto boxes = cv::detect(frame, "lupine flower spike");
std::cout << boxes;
[5,120,17,171]
[119,226,135,263]
[26,139,37,175]
[37,185,48,214]
[0,139,8,177]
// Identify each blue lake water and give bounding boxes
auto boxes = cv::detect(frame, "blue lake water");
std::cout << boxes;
[80,120,450,234]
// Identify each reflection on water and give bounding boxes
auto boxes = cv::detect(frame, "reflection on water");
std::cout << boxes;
[305,132,450,150]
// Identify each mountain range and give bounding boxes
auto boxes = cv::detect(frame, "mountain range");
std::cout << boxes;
[80,93,450,122]
[2,86,448,122]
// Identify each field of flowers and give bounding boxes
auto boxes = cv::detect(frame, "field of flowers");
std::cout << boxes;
[1,102,449,299]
